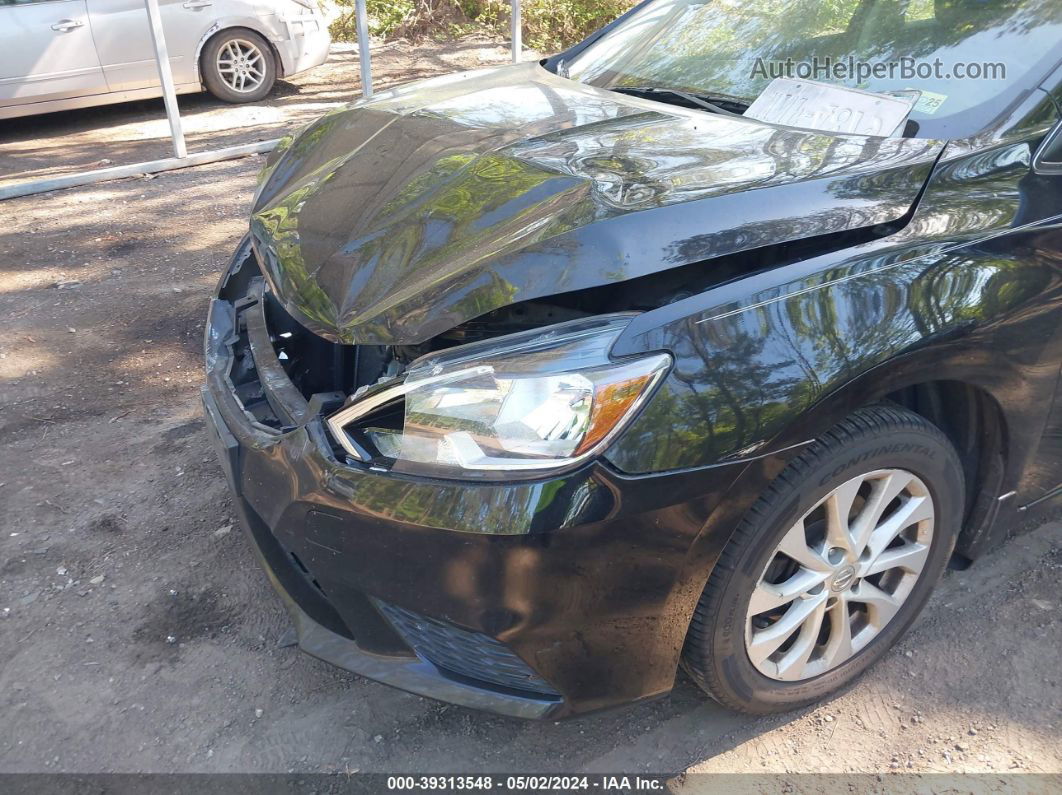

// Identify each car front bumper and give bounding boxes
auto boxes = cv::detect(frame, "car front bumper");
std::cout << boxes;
[274,15,331,77]
[201,238,745,718]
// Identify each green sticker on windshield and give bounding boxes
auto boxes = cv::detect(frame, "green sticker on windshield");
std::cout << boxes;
[909,90,947,115]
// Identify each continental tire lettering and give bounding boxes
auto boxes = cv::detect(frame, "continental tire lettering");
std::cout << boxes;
[818,444,934,486]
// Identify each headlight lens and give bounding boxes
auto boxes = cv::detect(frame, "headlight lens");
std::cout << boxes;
[328,315,670,479]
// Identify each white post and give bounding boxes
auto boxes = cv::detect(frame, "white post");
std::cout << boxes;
[511,0,522,63]
[144,0,186,159]
[355,0,372,98]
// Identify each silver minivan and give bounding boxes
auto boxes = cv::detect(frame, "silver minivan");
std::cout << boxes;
[0,0,330,120]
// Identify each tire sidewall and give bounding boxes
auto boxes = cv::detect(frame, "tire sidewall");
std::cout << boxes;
[708,423,963,712]
[203,30,276,104]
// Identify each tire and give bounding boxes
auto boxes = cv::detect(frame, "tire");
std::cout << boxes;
[682,405,964,714]
[201,29,277,104]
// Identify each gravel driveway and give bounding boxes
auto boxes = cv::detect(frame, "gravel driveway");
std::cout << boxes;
[0,43,1059,781]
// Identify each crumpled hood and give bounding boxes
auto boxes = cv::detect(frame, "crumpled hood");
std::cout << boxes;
[250,62,944,345]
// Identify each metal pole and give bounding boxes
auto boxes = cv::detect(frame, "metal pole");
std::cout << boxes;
[511,0,522,63]
[355,0,372,98]
[144,0,186,159]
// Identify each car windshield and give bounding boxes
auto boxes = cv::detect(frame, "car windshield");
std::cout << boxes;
[563,0,1062,139]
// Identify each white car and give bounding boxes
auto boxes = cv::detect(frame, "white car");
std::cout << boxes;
[0,0,331,120]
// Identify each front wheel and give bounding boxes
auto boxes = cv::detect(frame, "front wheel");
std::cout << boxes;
[201,30,276,104]
[682,405,964,714]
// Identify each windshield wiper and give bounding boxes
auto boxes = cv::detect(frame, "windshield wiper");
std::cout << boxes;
[611,86,749,116]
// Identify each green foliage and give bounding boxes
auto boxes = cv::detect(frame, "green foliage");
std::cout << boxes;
[517,0,634,50]
[329,0,636,52]
[330,0,416,41]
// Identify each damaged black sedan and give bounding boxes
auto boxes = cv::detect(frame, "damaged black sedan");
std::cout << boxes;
[203,0,1062,718]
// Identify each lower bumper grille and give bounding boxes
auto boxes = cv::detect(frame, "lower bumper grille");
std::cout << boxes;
[374,601,560,697]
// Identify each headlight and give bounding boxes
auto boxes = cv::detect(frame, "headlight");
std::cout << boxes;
[327,315,671,479]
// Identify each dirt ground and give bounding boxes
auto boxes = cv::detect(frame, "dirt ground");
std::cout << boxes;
[0,43,1060,780]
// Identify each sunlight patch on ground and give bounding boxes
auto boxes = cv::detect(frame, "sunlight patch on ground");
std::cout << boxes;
[0,267,82,294]
[0,346,56,382]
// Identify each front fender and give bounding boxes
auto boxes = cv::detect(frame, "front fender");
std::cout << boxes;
[605,214,1062,477]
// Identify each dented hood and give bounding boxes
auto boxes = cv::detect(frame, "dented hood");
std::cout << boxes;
[249,62,944,345]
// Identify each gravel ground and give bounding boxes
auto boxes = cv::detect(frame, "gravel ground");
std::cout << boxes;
[0,43,1060,780]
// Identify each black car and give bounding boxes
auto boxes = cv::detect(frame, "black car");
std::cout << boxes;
[202,0,1062,718]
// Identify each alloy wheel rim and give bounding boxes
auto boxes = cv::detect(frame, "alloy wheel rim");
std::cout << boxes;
[744,468,935,682]
[217,39,266,93]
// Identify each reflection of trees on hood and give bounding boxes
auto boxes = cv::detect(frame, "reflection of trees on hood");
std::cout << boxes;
[336,151,582,338]
[251,187,341,333]
[587,0,1060,101]
[615,225,1058,472]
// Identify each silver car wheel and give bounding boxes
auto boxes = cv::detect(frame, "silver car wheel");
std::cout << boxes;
[216,39,266,94]
[745,468,935,682]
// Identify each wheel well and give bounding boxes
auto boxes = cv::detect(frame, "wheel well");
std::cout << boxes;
[198,26,285,83]
[884,381,1006,562]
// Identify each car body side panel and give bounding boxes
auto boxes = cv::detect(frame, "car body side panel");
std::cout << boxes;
[1026,382,1062,512]
[0,1,107,108]
[0,81,206,121]
[607,105,1062,517]
[88,0,228,89]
